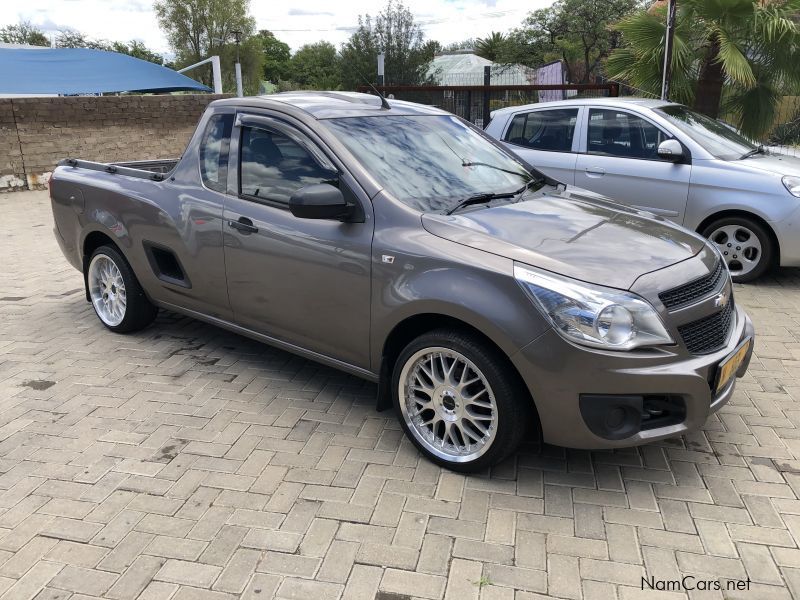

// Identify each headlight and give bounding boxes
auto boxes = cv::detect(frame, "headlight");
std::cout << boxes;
[784,175,800,198]
[514,264,674,350]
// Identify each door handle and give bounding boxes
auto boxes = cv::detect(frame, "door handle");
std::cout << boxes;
[228,217,258,234]
[584,167,606,176]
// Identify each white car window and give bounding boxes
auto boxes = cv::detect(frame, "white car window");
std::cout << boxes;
[504,109,579,153]
[587,109,667,161]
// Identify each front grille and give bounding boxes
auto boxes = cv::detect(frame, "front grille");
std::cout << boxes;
[677,300,733,354]
[659,260,725,309]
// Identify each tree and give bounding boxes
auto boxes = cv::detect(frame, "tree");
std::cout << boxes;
[54,30,167,66]
[56,29,109,50]
[258,30,291,82]
[503,0,642,82]
[607,0,800,137]
[443,39,476,52]
[339,0,438,89]
[111,41,167,66]
[154,0,264,94]
[0,21,49,46]
[475,32,505,61]
[288,42,341,89]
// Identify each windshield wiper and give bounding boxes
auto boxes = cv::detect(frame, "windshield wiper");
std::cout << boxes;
[462,160,532,179]
[444,184,527,216]
[740,145,765,160]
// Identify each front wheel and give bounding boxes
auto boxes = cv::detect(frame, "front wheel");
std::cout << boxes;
[87,245,157,333]
[702,216,775,283]
[392,329,531,472]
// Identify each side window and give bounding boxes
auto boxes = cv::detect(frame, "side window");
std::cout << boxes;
[239,126,335,203]
[587,109,667,160]
[504,109,579,152]
[199,114,234,192]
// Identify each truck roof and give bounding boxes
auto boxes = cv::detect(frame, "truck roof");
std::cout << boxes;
[213,91,448,120]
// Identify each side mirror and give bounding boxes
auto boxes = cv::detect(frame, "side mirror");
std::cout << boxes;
[289,183,350,220]
[657,139,685,162]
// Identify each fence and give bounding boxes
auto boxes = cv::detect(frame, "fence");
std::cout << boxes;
[765,95,800,157]
[357,81,619,129]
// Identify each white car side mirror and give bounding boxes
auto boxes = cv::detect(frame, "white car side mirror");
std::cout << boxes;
[657,139,685,162]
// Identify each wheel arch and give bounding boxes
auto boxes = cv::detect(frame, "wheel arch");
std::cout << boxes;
[375,313,540,438]
[81,230,127,302]
[696,209,780,266]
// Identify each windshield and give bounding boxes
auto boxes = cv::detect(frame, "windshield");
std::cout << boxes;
[655,105,757,160]
[323,114,538,212]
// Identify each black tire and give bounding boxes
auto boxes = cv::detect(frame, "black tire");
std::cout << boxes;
[391,328,533,472]
[86,245,157,333]
[701,216,775,283]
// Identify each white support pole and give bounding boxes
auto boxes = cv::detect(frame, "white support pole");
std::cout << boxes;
[179,56,223,94]
[211,56,223,94]
[235,63,243,97]
[377,53,385,86]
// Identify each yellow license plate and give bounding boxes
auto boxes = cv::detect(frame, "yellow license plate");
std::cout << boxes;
[715,338,751,393]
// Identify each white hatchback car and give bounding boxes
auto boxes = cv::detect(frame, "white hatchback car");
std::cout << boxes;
[485,98,800,282]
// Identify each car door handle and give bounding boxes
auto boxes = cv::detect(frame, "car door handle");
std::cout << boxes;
[228,217,258,234]
[584,167,606,176]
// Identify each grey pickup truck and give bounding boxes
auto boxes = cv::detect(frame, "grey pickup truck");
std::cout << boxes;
[50,92,754,471]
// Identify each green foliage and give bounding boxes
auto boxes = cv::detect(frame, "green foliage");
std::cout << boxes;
[259,30,291,83]
[339,0,439,89]
[52,29,167,66]
[288,42,341,90]
[475,32,505,61]
[111,41,167,66]
[56,30,108,49]
[500,0,642,82]
[154,0,263,94]
[0,21,49,46]
[770,112,800,146]
[607,0,800,137]
[443,39,476,52]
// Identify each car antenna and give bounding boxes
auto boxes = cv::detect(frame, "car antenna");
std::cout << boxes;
[353,63,391,110]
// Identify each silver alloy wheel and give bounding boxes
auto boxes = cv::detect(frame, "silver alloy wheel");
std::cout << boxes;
[399,347,497,463]
[709,224,762,277]
[88,254,127,327]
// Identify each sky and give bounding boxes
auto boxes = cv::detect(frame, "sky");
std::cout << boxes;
[4,0,555,55]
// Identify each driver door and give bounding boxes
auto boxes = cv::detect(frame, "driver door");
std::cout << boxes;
[222,113,374,370]
[574,108,692,223]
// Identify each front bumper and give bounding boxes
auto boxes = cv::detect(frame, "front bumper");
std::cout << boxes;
[511,303,754,449]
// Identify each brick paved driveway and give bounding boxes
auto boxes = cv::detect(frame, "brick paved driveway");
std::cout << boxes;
[2,190,800,600]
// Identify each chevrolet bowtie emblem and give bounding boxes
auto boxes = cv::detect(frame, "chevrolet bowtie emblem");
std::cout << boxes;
[715,289,730,308]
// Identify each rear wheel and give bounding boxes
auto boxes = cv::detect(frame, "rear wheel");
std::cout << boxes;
[392,329,531,472]
[87,245,157,333]
[702,216,774,283]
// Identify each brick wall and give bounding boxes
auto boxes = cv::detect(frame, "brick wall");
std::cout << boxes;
[0,94,230,192]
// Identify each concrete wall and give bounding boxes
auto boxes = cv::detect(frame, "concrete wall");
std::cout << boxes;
[0,94,229,192]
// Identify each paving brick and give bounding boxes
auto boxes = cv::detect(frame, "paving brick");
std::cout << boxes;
[256,551,320,578]
[380,568,447,600]
[1,191,798,600]
[212,548,260,594]
[444,558,481,600]
[49,565,118,596]
[155,559,222,588]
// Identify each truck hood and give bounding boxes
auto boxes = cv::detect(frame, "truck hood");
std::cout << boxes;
[739,152,800,177]
[421,186,705,290]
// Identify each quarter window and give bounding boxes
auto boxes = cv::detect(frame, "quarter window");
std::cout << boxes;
[239,126,335,203]
[504,109,579,152]
[587,109,667,160]
[199,114,234,192]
